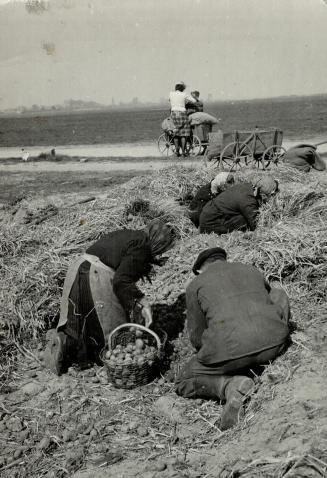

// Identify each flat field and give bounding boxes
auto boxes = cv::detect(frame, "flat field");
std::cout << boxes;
[0,159,326,478]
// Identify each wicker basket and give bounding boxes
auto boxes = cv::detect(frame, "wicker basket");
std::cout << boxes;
[102,323,165,389]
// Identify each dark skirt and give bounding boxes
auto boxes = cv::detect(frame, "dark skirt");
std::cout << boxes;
[58,256,127,364]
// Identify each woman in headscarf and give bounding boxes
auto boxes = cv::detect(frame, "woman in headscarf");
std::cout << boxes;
[45,219,176,375]
[188,172,234,228]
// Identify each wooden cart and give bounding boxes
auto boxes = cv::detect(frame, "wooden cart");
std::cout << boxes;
[207,128,285,170]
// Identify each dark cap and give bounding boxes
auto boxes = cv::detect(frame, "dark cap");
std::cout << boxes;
[192,247,227,275]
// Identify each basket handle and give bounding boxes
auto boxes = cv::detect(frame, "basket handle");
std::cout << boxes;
[108,323,161,352]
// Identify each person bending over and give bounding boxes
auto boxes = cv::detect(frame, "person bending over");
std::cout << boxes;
[175,247,290,430]
[199,175,278,235]
[283,144,326,172]
[188,172,234,228]
[45,219,176,375]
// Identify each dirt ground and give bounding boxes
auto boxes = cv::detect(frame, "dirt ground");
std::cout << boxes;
[0,160,326,478]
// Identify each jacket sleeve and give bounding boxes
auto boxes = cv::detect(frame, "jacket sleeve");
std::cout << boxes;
[239,194,259,231]
[112,249,150,314]
[186,284,206,350]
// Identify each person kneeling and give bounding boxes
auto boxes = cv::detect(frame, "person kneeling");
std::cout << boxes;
[199,175,278,235]
[175,247,290,430]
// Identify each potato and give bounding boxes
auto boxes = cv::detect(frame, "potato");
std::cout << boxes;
[135,339,144,350]
[105,351,111,359]
[137,426,148,437]
[135,329,143,338]
[126,344,134,353]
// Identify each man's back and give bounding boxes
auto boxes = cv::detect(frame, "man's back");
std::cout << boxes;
[199,183,259,233]
[186,261,289,364]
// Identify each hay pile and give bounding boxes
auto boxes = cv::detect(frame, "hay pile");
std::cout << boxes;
[0,164,326,341]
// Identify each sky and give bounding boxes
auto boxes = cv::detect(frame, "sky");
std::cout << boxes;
[0,0,327,109]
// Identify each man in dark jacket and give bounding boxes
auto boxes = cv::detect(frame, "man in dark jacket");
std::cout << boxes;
[199,175,278,235]
[175,248,290,430]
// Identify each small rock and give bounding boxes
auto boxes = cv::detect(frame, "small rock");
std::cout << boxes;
[20,381,44,397]
[13,448,23,459]
[62,429,72,442]
[91,376,100,383]
[27,371,38,379]
[37,436,51,451]
[150,461,167,472]
[90,429,97,438]
[18,429,30,442]
[7,417,23,432]
[153,396,185,424]
[83,424,94,435]
[137,426,148,437]
[128,421,139,431]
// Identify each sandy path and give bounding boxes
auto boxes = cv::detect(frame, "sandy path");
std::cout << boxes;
[1,137,327,160]
[0,158,202,173]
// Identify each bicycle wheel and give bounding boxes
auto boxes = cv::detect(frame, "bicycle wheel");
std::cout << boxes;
[220,142,253,171]
[157,133,175,157]
[262,145,286,168]
[187,135,202,156]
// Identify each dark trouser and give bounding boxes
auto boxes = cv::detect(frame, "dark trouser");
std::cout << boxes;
[188,208,202,228]
[175,288,290,401]
[199,215,248,235]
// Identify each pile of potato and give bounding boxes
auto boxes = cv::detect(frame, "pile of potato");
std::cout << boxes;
[104,327,159,388]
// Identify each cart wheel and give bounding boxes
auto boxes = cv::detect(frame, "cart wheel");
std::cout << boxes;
[247,154,267,170]
[188,135,202,156]
[157,133,175,157]
[262,145,286,168]
[220,142,253,171]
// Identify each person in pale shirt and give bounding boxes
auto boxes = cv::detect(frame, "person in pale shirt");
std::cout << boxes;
[169,81,197,157]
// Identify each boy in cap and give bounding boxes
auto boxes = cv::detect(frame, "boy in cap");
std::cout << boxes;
[199,175,278,235]
[175,248,290,430]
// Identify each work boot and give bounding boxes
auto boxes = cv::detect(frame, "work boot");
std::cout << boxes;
[220,376,254,431]
[43,330,68,376]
